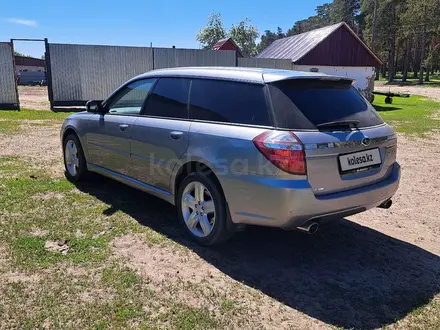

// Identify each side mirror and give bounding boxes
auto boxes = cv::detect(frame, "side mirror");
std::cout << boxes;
[86,100,104,113]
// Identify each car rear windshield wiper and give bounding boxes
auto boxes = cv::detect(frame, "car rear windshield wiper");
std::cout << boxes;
[316,120,360,129]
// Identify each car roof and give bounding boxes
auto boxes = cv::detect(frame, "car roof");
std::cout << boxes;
[131,66,352,84]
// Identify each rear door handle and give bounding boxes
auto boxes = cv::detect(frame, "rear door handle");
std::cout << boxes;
[119,124,129,132]
[169,131,184,140]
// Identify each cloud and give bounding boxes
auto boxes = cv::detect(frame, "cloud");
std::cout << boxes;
[7,18,37,27]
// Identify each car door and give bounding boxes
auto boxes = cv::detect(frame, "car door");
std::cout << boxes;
[130,77,191,192]
[86,78,156,176]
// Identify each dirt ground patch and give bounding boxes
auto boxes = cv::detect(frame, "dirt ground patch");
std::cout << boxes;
[17,86,85,112]
[353,134,440,254]
[111,234,326,329]
[375,83,440,102]
[0,121,64,177]
[18,86,51,110]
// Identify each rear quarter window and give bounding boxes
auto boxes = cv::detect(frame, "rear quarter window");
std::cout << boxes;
[268,79,384,129]
[189,79,271,126]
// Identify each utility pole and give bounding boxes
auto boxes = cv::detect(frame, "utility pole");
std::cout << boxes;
[419,1,427,85]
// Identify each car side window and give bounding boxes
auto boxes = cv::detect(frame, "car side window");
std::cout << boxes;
[189,79,271,126]
[143,78,190,119]
[107,79,156,115]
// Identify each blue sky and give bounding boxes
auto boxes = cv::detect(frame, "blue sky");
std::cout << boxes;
[1,0,325,58]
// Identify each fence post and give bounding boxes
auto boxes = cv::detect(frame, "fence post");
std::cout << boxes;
[151,43,154,70]
[44,38,54,111]
[9,39,20,110]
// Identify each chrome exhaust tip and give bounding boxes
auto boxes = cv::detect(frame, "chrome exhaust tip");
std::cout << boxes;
[296,221,319,235]
[378,199,393,209]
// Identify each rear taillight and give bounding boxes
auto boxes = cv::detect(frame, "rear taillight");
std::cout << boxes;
[253,131,306,175]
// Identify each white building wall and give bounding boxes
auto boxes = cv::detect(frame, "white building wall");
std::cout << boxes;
[292,65,376,100]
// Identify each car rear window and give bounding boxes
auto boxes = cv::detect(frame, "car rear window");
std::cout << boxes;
[189,79,271,126]
[268,79,384,129]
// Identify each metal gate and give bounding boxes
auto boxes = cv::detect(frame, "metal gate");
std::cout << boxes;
[0,42,19,110]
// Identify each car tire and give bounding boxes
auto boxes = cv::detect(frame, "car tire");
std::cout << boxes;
[63,134,88,183]
[176,172,234,245]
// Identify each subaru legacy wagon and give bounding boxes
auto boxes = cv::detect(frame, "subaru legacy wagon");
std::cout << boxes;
[61,67,400,245]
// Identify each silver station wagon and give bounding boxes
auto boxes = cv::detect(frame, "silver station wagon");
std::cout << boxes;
[61,67,400,245]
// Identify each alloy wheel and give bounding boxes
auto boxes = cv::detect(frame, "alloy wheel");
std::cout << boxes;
[65,140,80,177]
[181,181,216,237]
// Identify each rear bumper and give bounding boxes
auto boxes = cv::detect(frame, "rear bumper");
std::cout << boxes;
[222,162,401,228]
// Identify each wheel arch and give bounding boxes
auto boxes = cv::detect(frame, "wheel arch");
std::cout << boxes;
[62,126,79,142]
[173,160,237,240]
[172,160,225,200]
[62,126,89,160]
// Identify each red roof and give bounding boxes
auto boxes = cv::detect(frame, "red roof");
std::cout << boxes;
[257,22,382,67]
[212,38,243,57]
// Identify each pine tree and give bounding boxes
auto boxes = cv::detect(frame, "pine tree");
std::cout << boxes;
[330,0,360,28]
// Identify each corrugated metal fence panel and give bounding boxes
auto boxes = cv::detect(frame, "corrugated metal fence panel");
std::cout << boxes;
[154,48,236,69]
[176,49,236,67]
[238,58,292,70]
[49,44,154,102]
[153,48,176,69]
[0,42,19,108]
[49,44,81,102]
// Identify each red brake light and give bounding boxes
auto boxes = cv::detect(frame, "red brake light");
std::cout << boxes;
[253,131,306,175]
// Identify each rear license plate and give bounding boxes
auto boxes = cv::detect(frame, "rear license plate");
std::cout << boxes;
[339,148,382,172]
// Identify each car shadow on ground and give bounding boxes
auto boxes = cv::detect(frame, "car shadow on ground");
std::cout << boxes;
[372,104,402,112]
[75,175,440,330]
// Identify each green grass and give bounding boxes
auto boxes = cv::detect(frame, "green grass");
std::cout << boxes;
[161,306,220,330]
[0,154,235,328]
[390,296,440,330]
[220,299,239,314]
[10,236,108,269]
[102,267,141,292]
[0,157,151,271]
[373,94,440,136]
[0,265,154,329]
[0,108,74,133]
[378,72,440,87]
[0,108,74,120]
[0,119,21,134]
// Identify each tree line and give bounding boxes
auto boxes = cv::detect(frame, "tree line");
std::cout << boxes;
[14,51,45,60]
[197,0,440,84]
